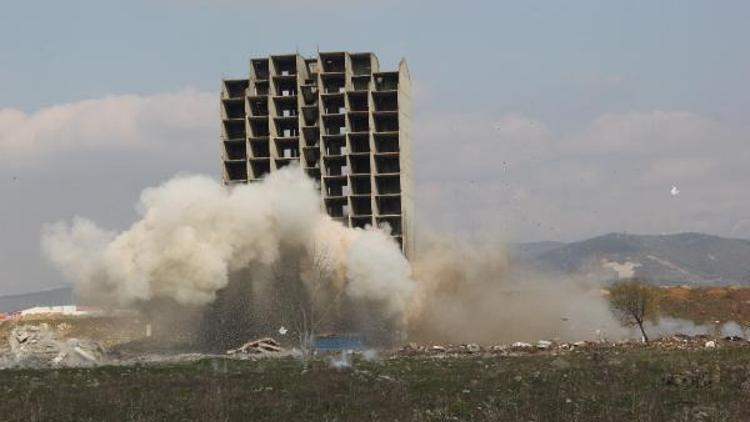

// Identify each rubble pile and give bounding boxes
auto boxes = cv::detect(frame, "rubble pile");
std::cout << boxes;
[226,338,286,358]
[1,324,106,368]
[395,335,750,358]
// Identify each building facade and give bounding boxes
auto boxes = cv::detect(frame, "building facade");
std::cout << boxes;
[220,52,414,258]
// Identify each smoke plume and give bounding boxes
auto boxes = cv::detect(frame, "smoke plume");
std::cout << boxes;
[42,167,415,342]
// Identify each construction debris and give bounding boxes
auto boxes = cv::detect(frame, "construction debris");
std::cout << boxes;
[536,340,553,349]
[2,324,105,368]
[393,334,750,359]
[226,338,285,357]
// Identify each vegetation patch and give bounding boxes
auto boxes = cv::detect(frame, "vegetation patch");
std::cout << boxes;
[2,348,750,421]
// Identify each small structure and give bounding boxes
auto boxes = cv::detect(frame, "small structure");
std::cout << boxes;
[18,305,98,318]
[313,334,365,352]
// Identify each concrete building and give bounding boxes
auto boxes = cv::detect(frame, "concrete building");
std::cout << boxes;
[220,52,414,258]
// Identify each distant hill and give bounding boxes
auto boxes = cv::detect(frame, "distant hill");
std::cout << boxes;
[515,233,750,285]
[0,287,74,313]
[511,241,566,260]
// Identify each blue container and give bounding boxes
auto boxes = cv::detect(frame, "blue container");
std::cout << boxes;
[313,335,365,351]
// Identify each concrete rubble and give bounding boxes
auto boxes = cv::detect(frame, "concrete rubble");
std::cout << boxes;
[394,334,750,358]
[1,324,106,368]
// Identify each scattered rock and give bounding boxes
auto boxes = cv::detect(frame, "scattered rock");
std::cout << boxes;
[663,370,712,388]
[464,343,481,353]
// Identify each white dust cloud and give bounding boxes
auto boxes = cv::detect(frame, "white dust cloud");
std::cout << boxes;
[42,166,415,321]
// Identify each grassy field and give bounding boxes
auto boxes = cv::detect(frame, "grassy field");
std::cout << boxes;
[2,347,750,421]
[3,287,750,421]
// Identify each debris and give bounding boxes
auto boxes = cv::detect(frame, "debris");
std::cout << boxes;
[226,338,284,357]
[704,340,716,348]
[671,186,680,196]
[511,342,532,349]
[278,326,288,336]
[464,343,481,353]
[536,340,553,350]
[3,324,105,368]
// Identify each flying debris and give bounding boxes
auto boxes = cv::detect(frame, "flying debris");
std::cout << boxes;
[670,186,680,196]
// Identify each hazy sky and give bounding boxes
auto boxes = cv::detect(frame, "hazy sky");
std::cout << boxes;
[1,0,749,295]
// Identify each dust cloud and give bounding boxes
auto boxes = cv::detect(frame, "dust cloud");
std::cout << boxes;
[42,166,622,347]
[407,234,625,344]
[42,166,414,345]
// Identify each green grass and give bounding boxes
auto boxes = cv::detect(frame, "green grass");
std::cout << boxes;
[2,348,749,421]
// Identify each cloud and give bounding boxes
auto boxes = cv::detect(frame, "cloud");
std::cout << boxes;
[414,108,749,241]
[0,89,216,165]
[493,113,550,143]
[640,157,715,184]
[567,111,718,154]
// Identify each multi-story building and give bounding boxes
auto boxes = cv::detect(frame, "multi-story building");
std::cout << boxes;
[220,52,413,258]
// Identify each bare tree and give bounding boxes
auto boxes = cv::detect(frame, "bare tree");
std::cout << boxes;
[608,280,658,343]
[271,243,341,357]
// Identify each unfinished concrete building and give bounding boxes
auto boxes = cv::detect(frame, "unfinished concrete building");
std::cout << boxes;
[220,52,414,258]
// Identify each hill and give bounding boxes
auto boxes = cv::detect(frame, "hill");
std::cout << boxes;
[0,287,74,313]
[517,233,750,285]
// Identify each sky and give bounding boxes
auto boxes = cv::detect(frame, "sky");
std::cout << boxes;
[1,0,749,295]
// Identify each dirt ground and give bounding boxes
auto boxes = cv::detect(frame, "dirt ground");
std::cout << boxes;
[655,286,750,324]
